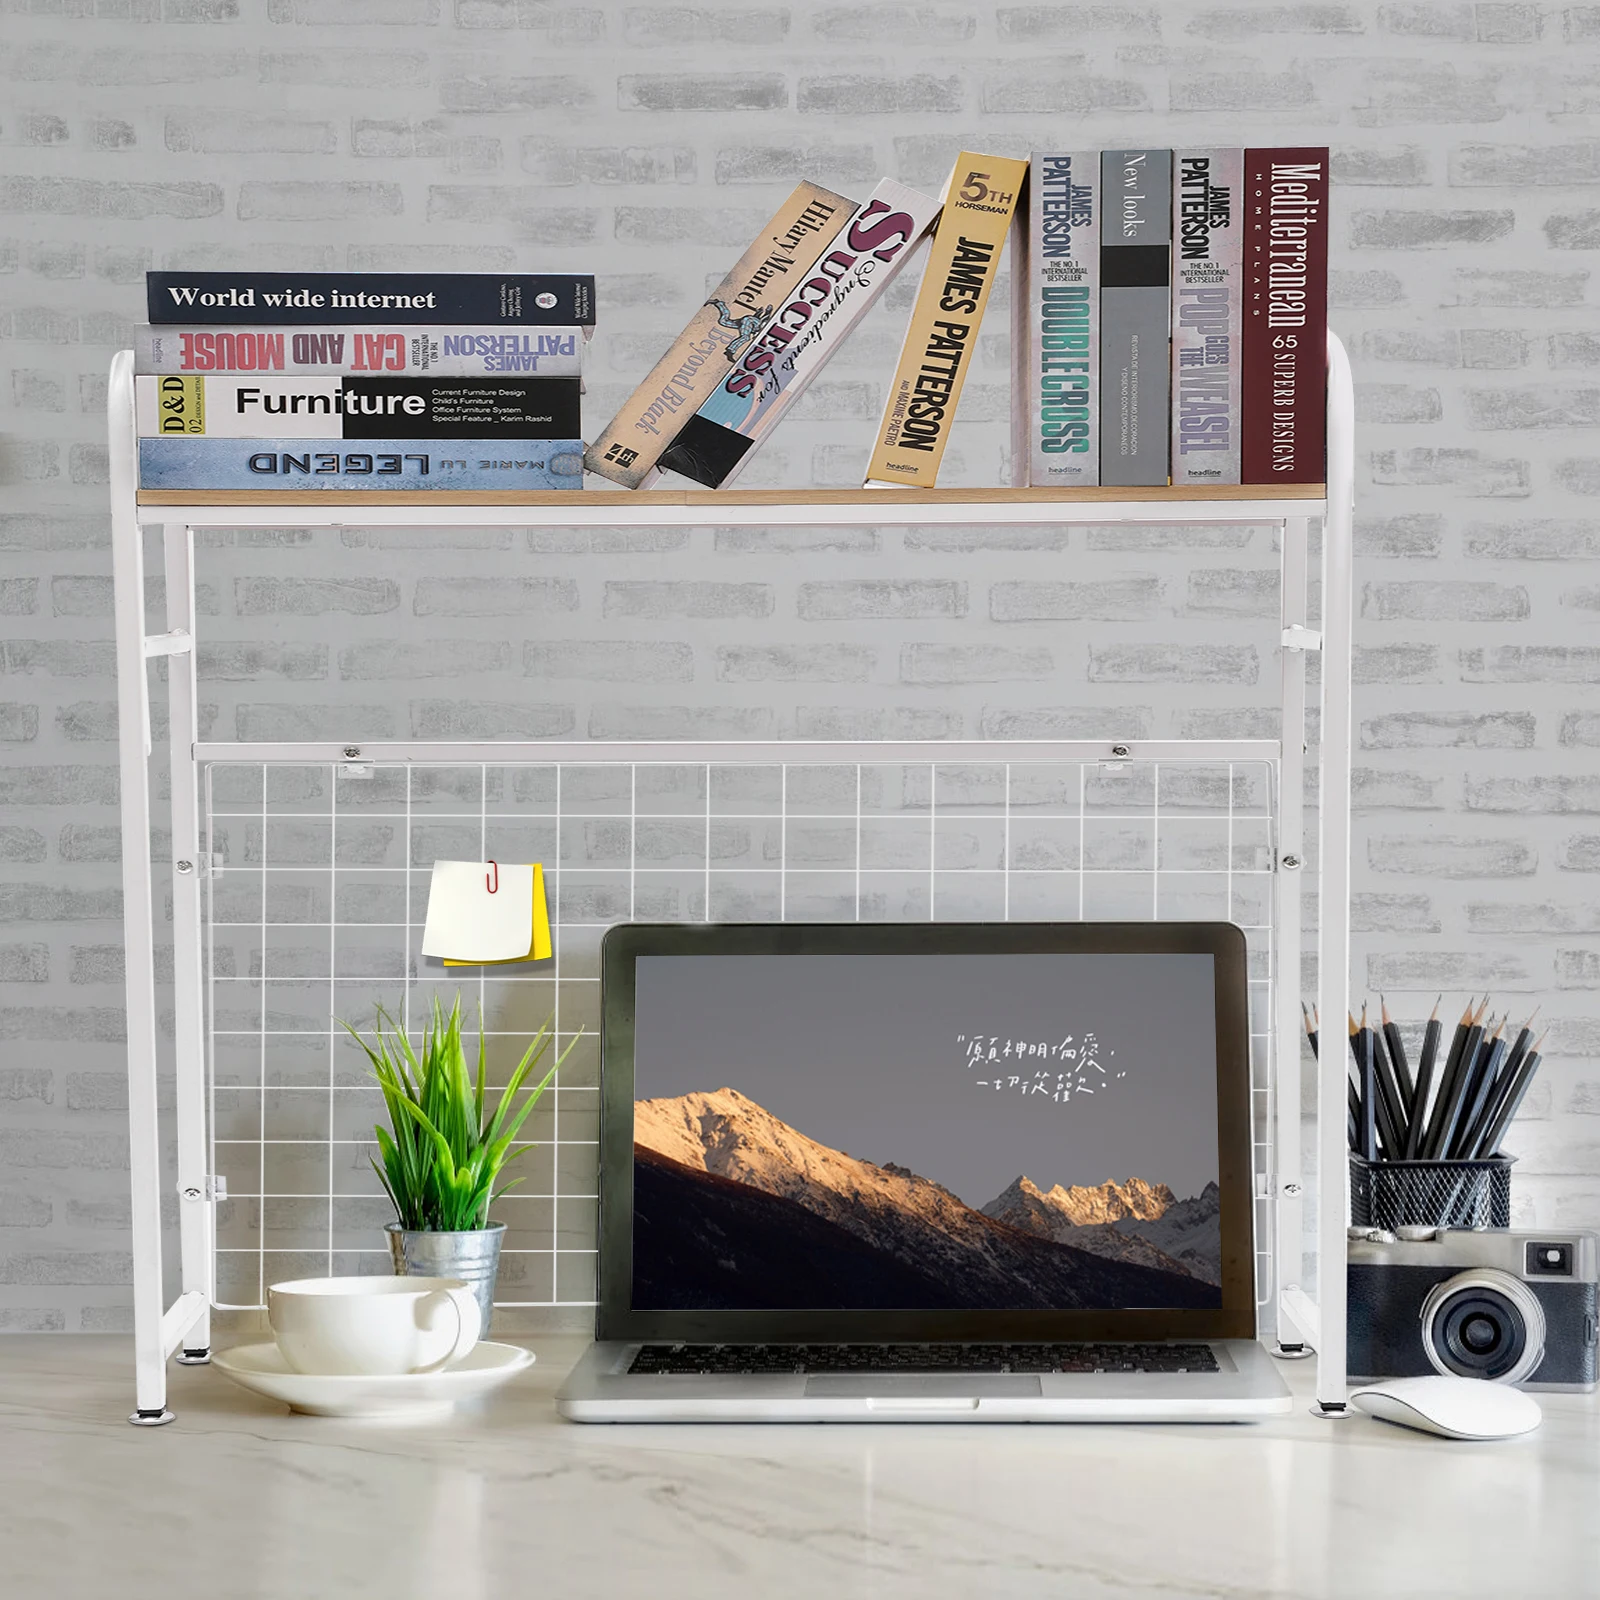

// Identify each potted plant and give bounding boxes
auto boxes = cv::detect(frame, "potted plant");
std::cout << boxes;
[342,994,580,1333]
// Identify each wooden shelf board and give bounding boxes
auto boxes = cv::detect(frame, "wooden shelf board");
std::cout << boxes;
[137,484,1325,509]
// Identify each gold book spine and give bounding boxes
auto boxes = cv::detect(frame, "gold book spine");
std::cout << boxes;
[865,153,1029,490]
[586,181,856,488]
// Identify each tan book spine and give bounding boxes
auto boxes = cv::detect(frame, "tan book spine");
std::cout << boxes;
[586,181,855,488]
[865,153,1028,489]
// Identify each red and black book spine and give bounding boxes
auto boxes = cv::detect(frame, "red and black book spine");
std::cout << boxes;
[1241,149,1328,484]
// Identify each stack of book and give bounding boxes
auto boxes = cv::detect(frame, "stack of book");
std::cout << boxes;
[134,272,595,492]
[587,147,1327,494]
[1024,147,1329,490]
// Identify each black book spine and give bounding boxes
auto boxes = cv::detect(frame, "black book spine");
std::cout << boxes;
[146,273,596,327]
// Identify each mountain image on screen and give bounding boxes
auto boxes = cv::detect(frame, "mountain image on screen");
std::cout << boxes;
[631,1089,1222,1311]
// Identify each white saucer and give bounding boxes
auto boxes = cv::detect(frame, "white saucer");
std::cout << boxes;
[212,1340,534,1420]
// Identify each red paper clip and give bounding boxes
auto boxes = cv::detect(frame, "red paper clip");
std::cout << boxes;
[486,860,498,894]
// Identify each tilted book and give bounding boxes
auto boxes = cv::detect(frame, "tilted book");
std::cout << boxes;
[145,272,595,328]
[138,438,583,491]
[865,152,1028,489]
[135,326,585,378]
[1027,151,1099,487]
[656,179,941,489]
[1100,149,1172,487]
[135,375,580,440]
[1241,148,1329,484]
[1171,149,1243,488]
[586,182,856,488]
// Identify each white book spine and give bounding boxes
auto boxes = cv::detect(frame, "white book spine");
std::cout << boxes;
[134,326,585,377]
[1171,149,1243,487]
[1029,151,1099,487]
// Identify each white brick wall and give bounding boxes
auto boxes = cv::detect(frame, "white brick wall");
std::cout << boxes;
[3,2,1599,1329]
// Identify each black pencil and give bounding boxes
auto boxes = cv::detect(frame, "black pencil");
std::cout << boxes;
[1466,1009,1538,1156]
[1380,995,1415,1121]
[1502,1006,1539,1087]
[1421,997,1485,1159]
[1452,1016,1507,1159]
[1354,1003,1402,1158]
[1402,997,1443,1160]
[1307,1001,1362,1151]
[1366,1000,1407,1157]
[1482,1031,1546,1158]
[1305,1004,1344,1145]
[1350,1011,1378,1161]
[1467,1012,1539,1157]
[1427,998,1490,1160]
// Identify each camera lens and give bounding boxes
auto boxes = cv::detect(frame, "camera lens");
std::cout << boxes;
[1437,1291,1523,1377]
[1420,1269,1547,1387]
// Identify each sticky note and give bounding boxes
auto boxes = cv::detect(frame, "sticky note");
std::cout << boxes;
[420,860,552,966]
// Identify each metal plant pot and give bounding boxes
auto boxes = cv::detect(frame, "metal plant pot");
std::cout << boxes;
[385,1221,505,1335]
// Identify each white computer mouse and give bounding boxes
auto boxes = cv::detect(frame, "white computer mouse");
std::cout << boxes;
[1349,1376,1541,1440]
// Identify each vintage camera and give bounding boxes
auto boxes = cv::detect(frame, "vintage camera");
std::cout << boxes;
[1348,1227,1598,1391]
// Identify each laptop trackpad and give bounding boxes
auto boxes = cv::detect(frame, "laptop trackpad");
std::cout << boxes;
[805,1375,1042,1399]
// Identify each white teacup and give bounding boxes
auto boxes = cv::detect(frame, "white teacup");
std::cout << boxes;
[268,1277,482,1377]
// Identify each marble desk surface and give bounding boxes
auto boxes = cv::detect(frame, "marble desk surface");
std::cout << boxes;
[4,1334,1598,1600]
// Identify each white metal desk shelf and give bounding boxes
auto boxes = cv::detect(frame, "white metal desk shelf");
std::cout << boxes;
[110,337,1354,1425]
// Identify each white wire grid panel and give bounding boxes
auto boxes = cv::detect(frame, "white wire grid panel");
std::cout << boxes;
[201,754,1280,1313]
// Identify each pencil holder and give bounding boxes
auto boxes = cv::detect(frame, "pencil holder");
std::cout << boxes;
[1349,1154,1513,1232]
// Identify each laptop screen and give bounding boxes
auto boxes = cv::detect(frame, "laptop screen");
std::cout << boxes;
[629,949,1224,1313]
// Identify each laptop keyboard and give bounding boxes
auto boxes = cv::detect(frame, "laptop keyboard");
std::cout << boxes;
[628,1342,1219,1376]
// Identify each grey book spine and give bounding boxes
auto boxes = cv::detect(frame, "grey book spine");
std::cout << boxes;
[1171,149,1243,487]
[1100,149,1172,487]
[1028,151,1099,487]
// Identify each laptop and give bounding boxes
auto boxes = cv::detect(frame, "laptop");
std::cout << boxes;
[557,921,1293,1423]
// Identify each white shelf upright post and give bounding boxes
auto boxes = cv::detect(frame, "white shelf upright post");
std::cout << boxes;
[109,354,174,1426]
[1314,330,1356,1415]
[163,514,215,1367]
[1273,504,1311,1357]
[108,337,1356,1423]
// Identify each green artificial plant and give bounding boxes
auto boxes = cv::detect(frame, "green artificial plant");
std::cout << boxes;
[343,994,580,1233]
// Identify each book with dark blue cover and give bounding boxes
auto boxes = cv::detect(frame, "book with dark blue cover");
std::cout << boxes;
[146,273,595,328]
[139,438,584,490]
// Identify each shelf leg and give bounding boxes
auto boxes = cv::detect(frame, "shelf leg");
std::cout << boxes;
[1315,330,1356,1414]
[164,521,213,1359]
[1275,515,1310,1349]
[110,351,171,1423]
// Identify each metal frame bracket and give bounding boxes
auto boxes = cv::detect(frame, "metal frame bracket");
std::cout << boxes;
[143,629,192,658]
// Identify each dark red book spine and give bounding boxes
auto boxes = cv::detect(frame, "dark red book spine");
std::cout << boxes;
[1241,148,1328,484]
